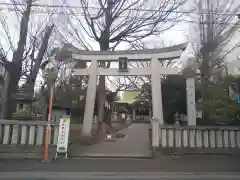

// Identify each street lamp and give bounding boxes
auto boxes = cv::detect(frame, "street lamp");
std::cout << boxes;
[41,58,58,162]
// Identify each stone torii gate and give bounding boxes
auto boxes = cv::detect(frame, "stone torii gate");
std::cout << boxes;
[70,43,196,137]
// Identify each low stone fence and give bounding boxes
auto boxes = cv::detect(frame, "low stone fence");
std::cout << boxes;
[0,120,59,146]
[159,125,240,148]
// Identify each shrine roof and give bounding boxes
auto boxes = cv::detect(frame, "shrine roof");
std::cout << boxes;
[114,91,140,104]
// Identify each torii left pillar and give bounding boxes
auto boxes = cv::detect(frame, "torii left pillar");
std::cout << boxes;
[81,60,98,136]
[151,58,163,149]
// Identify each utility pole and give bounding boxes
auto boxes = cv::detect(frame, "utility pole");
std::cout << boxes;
[41,58,58,162]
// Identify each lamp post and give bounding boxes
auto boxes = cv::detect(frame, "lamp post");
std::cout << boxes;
[41,59,58,162]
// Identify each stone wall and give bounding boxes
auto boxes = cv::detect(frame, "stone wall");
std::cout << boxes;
[159,125,240,148]
[0,120,58,145]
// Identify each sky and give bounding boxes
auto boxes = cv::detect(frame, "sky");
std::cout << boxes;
[0,0,191,90]
[0,0,189,51]
[1,0,240,61]
[3,0,240,90]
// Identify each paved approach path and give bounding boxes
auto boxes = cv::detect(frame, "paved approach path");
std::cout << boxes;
[71,123,151,158]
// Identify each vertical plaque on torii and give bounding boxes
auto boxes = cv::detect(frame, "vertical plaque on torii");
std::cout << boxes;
[118,57,128,72]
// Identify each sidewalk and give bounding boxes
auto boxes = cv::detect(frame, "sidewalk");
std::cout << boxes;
[1,155,240,172]
[159,147,240,156]
[0,145,56,160]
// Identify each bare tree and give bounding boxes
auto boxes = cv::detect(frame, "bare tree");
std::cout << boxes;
[0,0,55,118]
[107,39,181,104]
[189,0,240,84]
[58,0,186,136]
[24,24,54,89]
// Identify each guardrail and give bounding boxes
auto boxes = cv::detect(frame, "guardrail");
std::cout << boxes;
[0,120,59,146]
[159,125,240,148]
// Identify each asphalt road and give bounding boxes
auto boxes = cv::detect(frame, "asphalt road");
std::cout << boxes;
[1,155,240,172]
[0,172,240,179]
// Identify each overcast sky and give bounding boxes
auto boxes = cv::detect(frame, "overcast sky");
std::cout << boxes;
[1,0,239,60]
[3,0,240,89]
[0,0,197,90]
[0,0,189,53]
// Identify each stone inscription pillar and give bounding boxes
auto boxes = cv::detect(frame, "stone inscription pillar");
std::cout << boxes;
[186,77,196,125]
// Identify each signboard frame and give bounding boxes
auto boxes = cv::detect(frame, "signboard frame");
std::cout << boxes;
[54,116,71,160]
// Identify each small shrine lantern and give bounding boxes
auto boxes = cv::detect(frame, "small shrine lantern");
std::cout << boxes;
[12,84,36,120]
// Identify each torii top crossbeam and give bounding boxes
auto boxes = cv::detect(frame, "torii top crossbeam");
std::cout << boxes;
[67,43,187,62]
[66,43,187,76]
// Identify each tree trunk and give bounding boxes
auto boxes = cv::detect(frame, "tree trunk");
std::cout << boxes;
[97,45,110,138]
[25,24,54,90]
[24,24,54,116]
[0,67,10,118]
[97,75,107,138]
[201,50,211,88]
[200,48,212,120]
[4,0,33,119]
[5,62,23,118]
[96,0,112,138]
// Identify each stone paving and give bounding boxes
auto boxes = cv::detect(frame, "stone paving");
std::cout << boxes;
[70,123,152,158]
